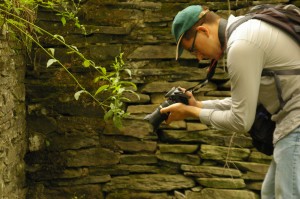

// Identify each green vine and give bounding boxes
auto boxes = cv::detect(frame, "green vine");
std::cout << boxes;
[0,0,138,128]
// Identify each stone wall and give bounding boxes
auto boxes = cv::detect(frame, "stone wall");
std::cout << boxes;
[25,0,299,199]
[0,31,27,197]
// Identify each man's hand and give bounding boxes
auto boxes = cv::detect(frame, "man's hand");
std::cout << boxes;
[160,103,201,124]
[178,87,202,108]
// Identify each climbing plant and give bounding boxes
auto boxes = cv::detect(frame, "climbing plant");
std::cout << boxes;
[0,0,138,128]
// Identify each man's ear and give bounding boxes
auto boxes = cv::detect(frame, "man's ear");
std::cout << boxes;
[196,26,210,37]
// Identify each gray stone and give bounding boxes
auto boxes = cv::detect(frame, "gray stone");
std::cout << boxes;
[0,38,26,199]
[64,148,120,167]
[141,81,213,93]
[28,184,104,199]
[89,44,122,61]
[246,181,263,191]
[181,165,242,178]
[84,24,132,35]
[28,133,47,152]
[161,120,187,130]
[123,92,150,103]
[104,119,155,139]
[27,115,57,134]
[57,116,105,132]
[127,104,158,114]
[160,129,252,148]
[186,188,259,199]
[129,66,208,83]
[229,161,270,174]
[249,151,273,164]
[27,167,89,181]
[252,0,289,6]
[158,144,199,154]
[242,171,266,181]
[89,164,163,176]
[120,154,158,165]
[115,140,157,152]
[53,175,111,186]
[106,190,172,199]
[160,129,227,145]
[186,122,209,131]
[196,178,246,189]
[156,153,200,165]
[128,45,179,60]
[199,144,251,161]
[103,174,195,192]
[47,133,99,151]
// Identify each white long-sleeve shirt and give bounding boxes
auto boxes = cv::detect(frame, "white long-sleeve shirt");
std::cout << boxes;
[199,15,300,144]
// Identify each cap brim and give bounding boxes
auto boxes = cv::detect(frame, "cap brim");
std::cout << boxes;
[175,34,184,60]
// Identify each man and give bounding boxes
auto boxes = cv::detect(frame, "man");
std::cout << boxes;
[160,5,300,199]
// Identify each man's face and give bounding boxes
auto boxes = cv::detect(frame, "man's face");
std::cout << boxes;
[181,26,220,61]
[182,32,207,60]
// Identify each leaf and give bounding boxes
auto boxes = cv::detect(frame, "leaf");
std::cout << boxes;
[61,16,66,26]
[47,59,57,67]
[113,115,123,128]
[120,96,131,102]
[48,48,55,56]
[100,67,106,75]
[124,69,132,77]
[71,45,79,51]
[93,77,100,83]
[54,34,65,42]
[120,81,137,90]
[104,110,114,121]
[82,60,90,67]
[95,85,109,96]
[74,90,86,100]
[34,26,43,35]
[117,87,125,94]
[125,90,140,101]
[45,140,50,147]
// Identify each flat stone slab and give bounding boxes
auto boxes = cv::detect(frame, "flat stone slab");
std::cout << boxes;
[103,174,195,192]
[181,165,242,178]
[186,188,259,199]
[196,177,246,189]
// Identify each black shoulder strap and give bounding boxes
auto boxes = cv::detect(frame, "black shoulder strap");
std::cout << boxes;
[262,69,300,109]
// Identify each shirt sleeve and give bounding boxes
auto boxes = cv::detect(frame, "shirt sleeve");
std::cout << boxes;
[201,97,232,110]
[200,40,264,132]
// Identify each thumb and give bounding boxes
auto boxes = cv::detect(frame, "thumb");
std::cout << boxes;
[160,106,170,114]
[185,90,193,97]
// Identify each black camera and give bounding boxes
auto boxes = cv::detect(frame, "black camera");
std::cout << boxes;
[144,87,190,131]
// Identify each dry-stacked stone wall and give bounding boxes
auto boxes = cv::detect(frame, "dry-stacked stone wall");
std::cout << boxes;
[25,0,299,198]
[0,31,27,198]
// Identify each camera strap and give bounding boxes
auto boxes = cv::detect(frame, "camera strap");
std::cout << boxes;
[186,59,218,93]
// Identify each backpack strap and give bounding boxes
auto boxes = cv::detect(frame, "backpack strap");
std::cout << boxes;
[227,4,300,45]
[262,69,300,109]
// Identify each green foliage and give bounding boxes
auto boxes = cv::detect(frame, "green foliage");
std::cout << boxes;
[0,0,138,128]
[37,0,85,33]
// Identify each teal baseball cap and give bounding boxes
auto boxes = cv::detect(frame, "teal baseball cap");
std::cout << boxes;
[172,5,209,60]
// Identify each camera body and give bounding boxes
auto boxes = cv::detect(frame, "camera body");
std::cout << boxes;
[144,87,189,131]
